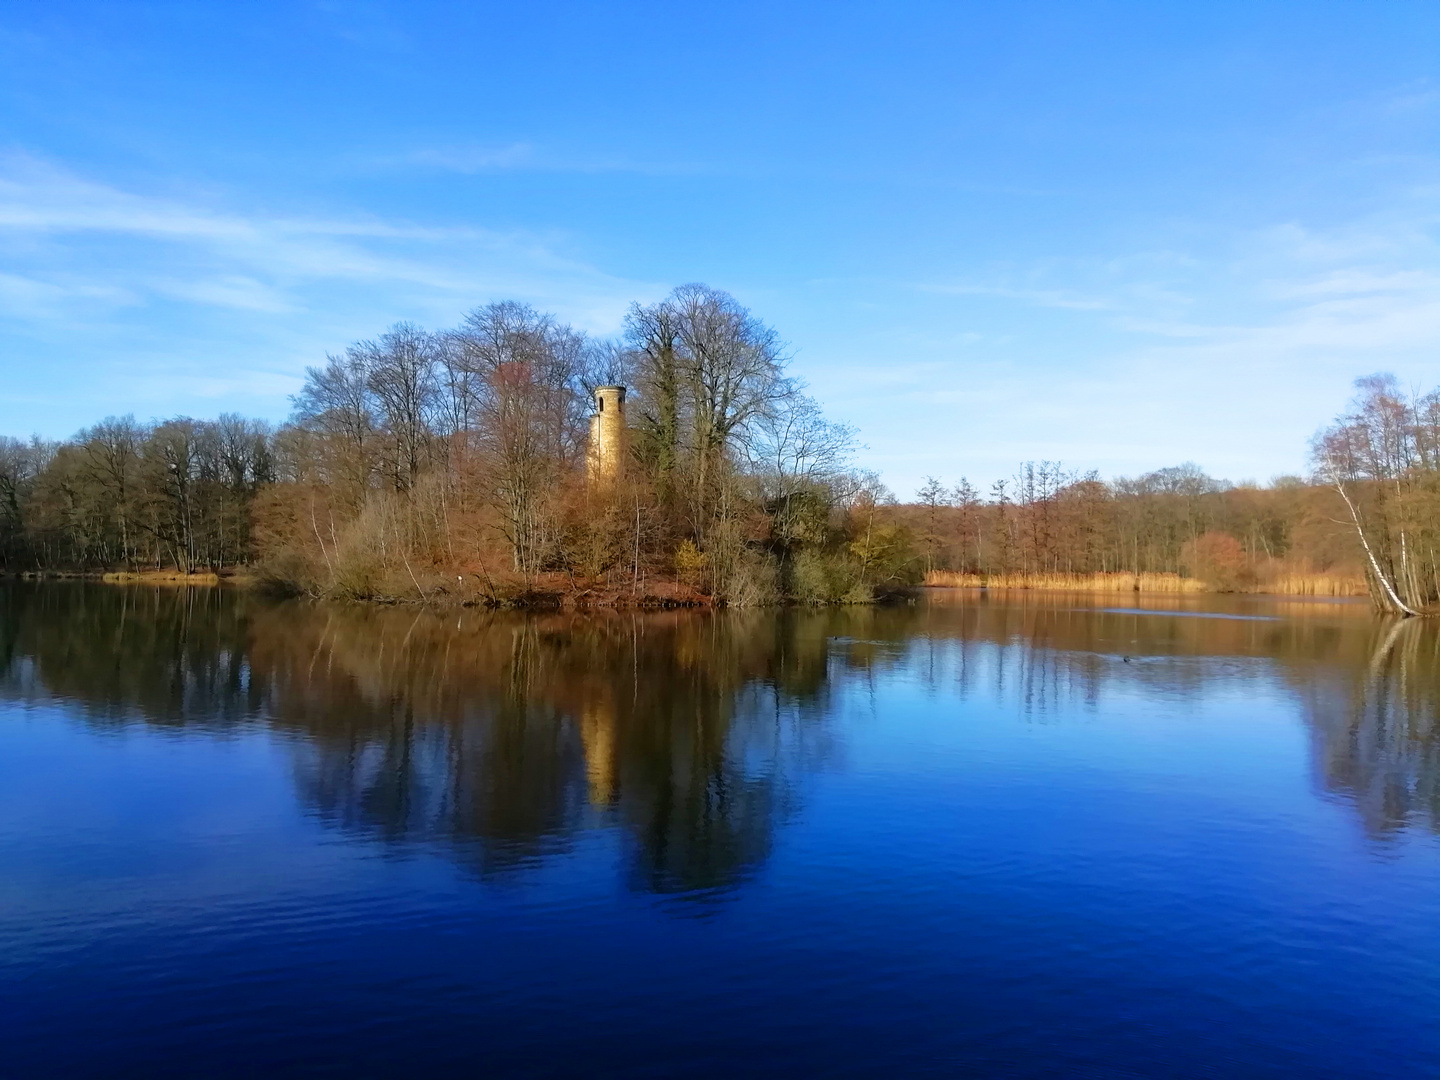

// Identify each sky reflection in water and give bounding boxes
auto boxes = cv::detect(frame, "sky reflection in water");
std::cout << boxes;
[0,584,1436,1078]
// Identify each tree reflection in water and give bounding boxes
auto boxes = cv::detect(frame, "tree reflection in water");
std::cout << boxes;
[1,584,1436,899]
[1300,617,1440,836]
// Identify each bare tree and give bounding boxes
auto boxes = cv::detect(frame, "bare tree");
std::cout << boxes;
[950,478,980,573]
[354,323,441,493]
[916,477,947,575]
[748,391,857,555]
[80,415,142,568]
[141,419,203,571]
[670,284,788,531]
[1313,374,1438,614]
[0,436,43,568]
[292,351,377,502]
[455,302,587,577]
[625,297,685,507]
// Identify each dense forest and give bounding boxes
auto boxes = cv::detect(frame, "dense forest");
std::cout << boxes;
[0,285,1433,609]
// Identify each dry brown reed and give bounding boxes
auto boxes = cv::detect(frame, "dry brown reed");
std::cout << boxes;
[1254,572,1369,597]
[924,571,1207,593]
[924,569,1368,597]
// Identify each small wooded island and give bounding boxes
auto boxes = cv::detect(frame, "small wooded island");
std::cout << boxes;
[0,287,1433,612]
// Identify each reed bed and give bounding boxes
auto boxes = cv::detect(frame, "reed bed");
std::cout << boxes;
[924,569,1368,597]
[1254,573,1368,597]
[924,571,1206,593]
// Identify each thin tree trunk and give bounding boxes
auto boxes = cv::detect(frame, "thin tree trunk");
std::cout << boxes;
[1324,456,1421,615]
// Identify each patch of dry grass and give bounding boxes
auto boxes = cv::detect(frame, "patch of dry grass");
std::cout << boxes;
[1253,572,1368,597]
[924,569,1369,596]
[924,571,1207,593]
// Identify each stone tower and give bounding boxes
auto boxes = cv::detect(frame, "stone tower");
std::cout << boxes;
[587,385,627,484]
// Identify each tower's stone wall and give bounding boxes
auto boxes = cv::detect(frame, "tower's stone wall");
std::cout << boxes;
[587,385,627,484]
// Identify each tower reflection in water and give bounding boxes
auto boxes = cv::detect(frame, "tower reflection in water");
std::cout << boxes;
[1,584,1435,900]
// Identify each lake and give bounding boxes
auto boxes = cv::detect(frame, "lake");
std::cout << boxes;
[1,584,1437,1077]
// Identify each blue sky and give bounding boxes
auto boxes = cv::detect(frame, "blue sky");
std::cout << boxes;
[3,1,1439,495]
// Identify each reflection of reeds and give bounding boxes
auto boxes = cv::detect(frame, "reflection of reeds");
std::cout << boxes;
[101,571,220,585]
[923,570,1367,596]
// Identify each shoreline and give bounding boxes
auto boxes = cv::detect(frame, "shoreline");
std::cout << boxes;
[0,570,926,609]
[0,570,1377,611]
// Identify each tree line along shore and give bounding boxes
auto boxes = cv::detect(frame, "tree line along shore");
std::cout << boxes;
[0,287,1431,611]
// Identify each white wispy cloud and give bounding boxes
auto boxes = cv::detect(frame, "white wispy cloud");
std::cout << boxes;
[920,207,1440,362]
[917,280,1115,311]
[834,202,1440,491]
[384,143,540,173]
[0,153,665,436]
[0,270,135,317]
[361,141,706,177]
[0,153,652,327]
[127,370,307,401]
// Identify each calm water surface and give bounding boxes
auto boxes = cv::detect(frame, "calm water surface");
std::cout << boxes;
[1,584,1437,1077]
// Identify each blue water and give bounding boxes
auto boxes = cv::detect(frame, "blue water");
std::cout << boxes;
[0,585,1436,1077]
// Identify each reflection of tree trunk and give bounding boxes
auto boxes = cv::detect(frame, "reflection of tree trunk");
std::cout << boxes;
[1366,615,1416,683]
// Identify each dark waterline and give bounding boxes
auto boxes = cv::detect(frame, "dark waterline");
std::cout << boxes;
[0,584,1436,1078]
